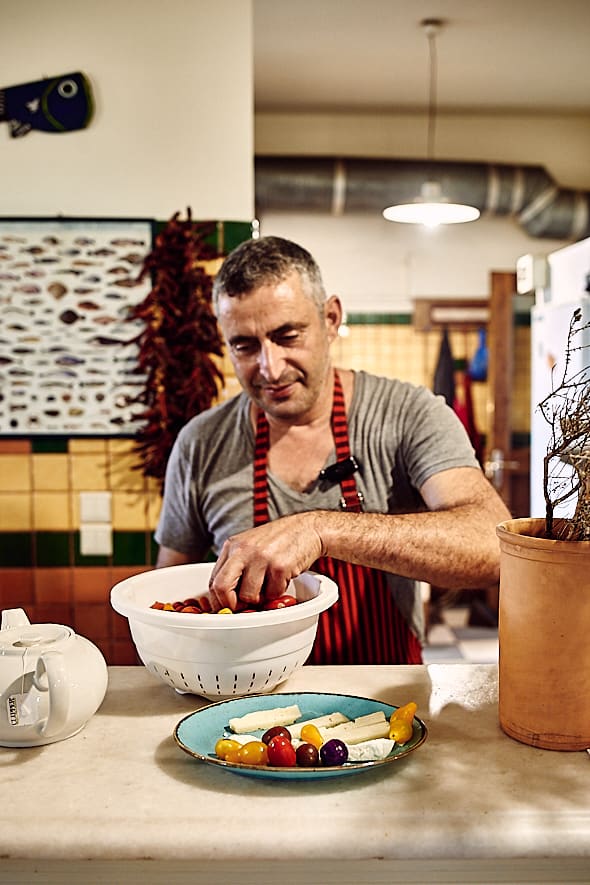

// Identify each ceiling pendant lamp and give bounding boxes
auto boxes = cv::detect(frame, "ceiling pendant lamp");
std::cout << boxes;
[383,19,480,228]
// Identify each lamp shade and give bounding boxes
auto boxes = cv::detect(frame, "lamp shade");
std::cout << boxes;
[383,180,480,227]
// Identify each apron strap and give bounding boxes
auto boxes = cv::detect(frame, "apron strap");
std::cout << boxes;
[254,370,363,523]
[331,371,363,512]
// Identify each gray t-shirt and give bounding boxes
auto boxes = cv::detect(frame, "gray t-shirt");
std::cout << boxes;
[155,370,479,639]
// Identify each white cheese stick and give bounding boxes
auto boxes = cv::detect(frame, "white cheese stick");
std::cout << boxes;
[288,711,350,740]
[228,704,302,734]
[319,720,390,745]
[350,711,387,728]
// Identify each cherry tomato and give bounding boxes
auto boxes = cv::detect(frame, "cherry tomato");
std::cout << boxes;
[180,605,202,613]
[388,719,413,744]
[266,735,297,767]
[300,723,323,749]
[214,738,242,760]
[389,701,417,744]
[261,725,292,745]
[150,601,165,610]
[223,747,244,764]
[390,701,417,723]
[320,738,348,766]
[218,608,233,615]
[296,742,319,767]
[263,595,298,610]
[237,740,268,766]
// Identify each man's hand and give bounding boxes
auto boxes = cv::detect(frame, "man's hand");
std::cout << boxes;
[206,512,325,611]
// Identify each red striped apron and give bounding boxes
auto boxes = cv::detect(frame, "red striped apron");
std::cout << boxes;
[253,372,423,665]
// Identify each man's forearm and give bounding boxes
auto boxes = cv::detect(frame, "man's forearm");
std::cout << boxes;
[309,499,508,590]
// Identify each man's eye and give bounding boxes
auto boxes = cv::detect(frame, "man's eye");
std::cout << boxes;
[232,341,258,356]
[275,333,299,346]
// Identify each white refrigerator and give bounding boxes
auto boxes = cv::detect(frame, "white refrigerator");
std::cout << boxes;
[530,237,590,518]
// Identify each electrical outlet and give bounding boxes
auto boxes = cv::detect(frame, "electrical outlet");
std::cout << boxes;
[80,523,113,556]
[79,492,112,523]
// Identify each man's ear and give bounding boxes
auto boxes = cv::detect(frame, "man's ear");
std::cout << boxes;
[324,295,343,341]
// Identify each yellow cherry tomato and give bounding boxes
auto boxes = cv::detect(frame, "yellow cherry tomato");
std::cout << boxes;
[388,719,413,744]
[218,608,233,614]
[223,747,244,764]
[214,738,241,760]
[300,723,324,749]
[390,701,417,723]
[237,740,269,766]
[389,701,417,744]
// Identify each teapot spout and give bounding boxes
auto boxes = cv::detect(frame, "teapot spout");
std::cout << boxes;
[1,608,32,631]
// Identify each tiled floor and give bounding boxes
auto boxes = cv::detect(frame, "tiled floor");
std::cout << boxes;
[422,606,499,664]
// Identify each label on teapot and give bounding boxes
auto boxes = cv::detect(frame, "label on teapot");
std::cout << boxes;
[6,693,37,727]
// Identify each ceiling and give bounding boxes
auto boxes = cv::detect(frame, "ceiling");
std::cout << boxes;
[253,0,590,115]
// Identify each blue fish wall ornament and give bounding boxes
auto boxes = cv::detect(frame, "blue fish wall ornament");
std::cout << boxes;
[0,72,94,138]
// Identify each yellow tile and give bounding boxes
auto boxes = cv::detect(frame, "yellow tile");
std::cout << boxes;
[69,438,108,454]
[147,492,163,531]
[0,455,31,492]
[109,450,146,492]
[112,491,148,530]
[33,492,72,530]
[0,493,32,530]
[31,454,69,491]
[70,454,109,490]
[146,475,163,495]
[107,439,137,456]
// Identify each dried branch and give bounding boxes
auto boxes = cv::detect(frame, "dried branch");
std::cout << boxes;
[537,307,590,540]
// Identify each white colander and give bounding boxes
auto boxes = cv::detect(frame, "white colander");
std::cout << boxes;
[110,563,338,700]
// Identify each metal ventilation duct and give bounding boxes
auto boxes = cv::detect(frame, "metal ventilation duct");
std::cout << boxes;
[254,157,590,241]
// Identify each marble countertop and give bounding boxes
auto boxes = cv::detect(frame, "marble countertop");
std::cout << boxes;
[1,663,588,884]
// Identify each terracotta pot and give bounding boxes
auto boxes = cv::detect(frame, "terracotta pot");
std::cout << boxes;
[496,517,590,751]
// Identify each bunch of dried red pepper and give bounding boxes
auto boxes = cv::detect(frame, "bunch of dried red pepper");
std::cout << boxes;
[128,209,224,490]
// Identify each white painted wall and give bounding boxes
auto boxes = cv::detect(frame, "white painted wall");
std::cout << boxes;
[0,0,254,221]
[0,3,583,311]
[255,111,585,309]
[257,212,568,313]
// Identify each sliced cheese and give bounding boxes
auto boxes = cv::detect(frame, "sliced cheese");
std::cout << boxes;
[288,711,350,740]
[319,719,390,745]
[351,711,387,727]
[228,704,301,734]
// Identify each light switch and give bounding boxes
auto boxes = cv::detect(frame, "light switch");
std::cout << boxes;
[80,523,113,556]
[79,491,112,523]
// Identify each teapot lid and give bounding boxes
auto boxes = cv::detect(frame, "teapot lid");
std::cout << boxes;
[0,608,73,656]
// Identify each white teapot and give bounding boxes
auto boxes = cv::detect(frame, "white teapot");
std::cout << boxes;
[0,608,108,747]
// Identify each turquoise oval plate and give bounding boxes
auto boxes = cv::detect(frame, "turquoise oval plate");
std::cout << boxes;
[174,691,427,780]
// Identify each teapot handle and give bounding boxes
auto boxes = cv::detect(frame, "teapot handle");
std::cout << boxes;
[33,652,69,737]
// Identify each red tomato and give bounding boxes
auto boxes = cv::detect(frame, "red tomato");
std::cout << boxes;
[266,735,297,767]
[261,725,292,745]
[263,595,298,610]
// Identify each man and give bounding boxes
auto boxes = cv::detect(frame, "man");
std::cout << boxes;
[155,236,510,664]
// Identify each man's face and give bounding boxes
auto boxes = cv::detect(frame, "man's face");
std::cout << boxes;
[216,271,341,423]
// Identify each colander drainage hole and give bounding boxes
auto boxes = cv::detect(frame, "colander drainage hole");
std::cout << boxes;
[179,671,190,688]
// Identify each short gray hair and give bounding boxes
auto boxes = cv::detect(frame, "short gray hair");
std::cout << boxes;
[212,236,326,313]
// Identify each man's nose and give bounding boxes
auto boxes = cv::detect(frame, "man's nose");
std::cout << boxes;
[258,341,285,380]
